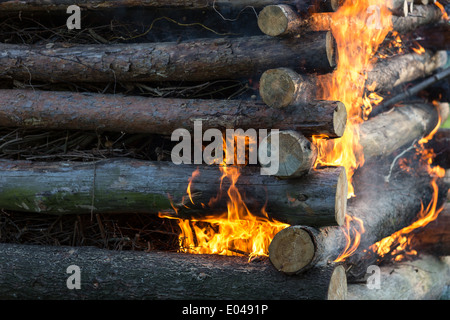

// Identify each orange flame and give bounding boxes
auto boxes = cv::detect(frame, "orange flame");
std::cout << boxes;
[160,135,289,260]
[334,215,365,262]
[435,1,449,21]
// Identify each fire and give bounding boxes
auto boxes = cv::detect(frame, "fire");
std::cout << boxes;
[370,103,446,261]
[334,215,365,262]
[312,0,393,198]
[435,1,449,21]
[160,135,289,260]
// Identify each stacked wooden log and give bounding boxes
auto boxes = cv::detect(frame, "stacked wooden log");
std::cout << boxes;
[0,0,449,300]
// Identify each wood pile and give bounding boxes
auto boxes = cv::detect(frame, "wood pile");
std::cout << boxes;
[0,0,449,300]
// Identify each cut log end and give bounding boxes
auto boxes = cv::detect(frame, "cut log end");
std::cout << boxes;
[269,226,315,275]
[260,130,318,178]
[333,101,347,138]
[259,68,302,108]
[326,30,337,67]
[257,5,299,37]
[335,166,348,226]
[327,265,347,300]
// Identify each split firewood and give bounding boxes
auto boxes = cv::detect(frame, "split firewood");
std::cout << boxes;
[257,2,411,37]
[347,254,450,300]
[0,33,336,83]
[409,203,450,256]
[0,158,348,227]
[259,50,447,107]
[268,162,449,277]
[265,4,443,35]
[0,89,347,138]
[0,243,347,300]
[360,101,449,161]
[258,130,319,178]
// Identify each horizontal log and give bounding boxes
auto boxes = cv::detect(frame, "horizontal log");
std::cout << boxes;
[0,33,335,83]
[0,243,347,300]
[0,158,348,227]
[259,51,447,107]
[0,89,347,138]
[268,163,449,277]
[360,101,449,161]
[0,0,295,10]
[347,254,450,300]
[257,2,410,37]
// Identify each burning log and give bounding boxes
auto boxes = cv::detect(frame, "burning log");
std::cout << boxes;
[0,243,347,300]
[409,203,450,256]
[347,254,450,300]
[258,130,319,178]
[365,50,448,93]
[257,2,410,37]
[0,33,336,83]
[0,158,348,227]
[268,4,443,35]
[0,89,347,138]
[259,50,447,107]
[360,101,449,161]
[268,163,449,277]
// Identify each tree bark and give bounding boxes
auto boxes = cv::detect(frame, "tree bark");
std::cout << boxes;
[268,163,449,277]
[347,254,450,300]
[360,102,449,161]
[0,89,347,138]
[0,34,335,83]
[259,51,447,108]
[0,243,347,300]
[365,50,448,93]
[0,158,347,227]
[409,203,450,256]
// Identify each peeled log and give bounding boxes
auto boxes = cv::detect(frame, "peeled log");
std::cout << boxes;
[360,102,449,161]
[0,34,335,83]
[0,89,347,138]
[258,130,318,178]
[0,243,347,300]
[0,158,347,227]
[269,164,449,277]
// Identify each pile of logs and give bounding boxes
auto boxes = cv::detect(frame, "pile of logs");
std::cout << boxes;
[0,0,449,300]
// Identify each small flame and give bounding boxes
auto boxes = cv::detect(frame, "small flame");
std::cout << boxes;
[334,215,365,262]
[411,42,425,55]
[435,1,449,21]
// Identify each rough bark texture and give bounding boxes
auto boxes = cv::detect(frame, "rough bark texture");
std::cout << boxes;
[268,163,449,279]
[0,0,294,10]
[347,255,450,300]
[360,102,449,161]
[366,50,448,93]
[0,243,347,300]
[0,89,347,138]
[0,158,347,227]
[0,34,334,83]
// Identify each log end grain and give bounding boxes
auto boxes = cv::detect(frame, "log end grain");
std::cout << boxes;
[326,31,337,68]
[257,5,299,37]
[335,166,348,226]
[269,226,316,275]
[259,130,317,178]
[327,265,347,300]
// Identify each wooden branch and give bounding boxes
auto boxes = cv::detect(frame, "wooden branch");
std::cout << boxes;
[0,89,347,138]
[0,0,295,10]
[268,163,449,277]
[259,50,447,107]
[0,243,347,300]
[0,34,335,83]
[0,158,347,227]
[347,254,450,300]
[360,102,449,161]
[366,50,448,93]
[259,130,318,178]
